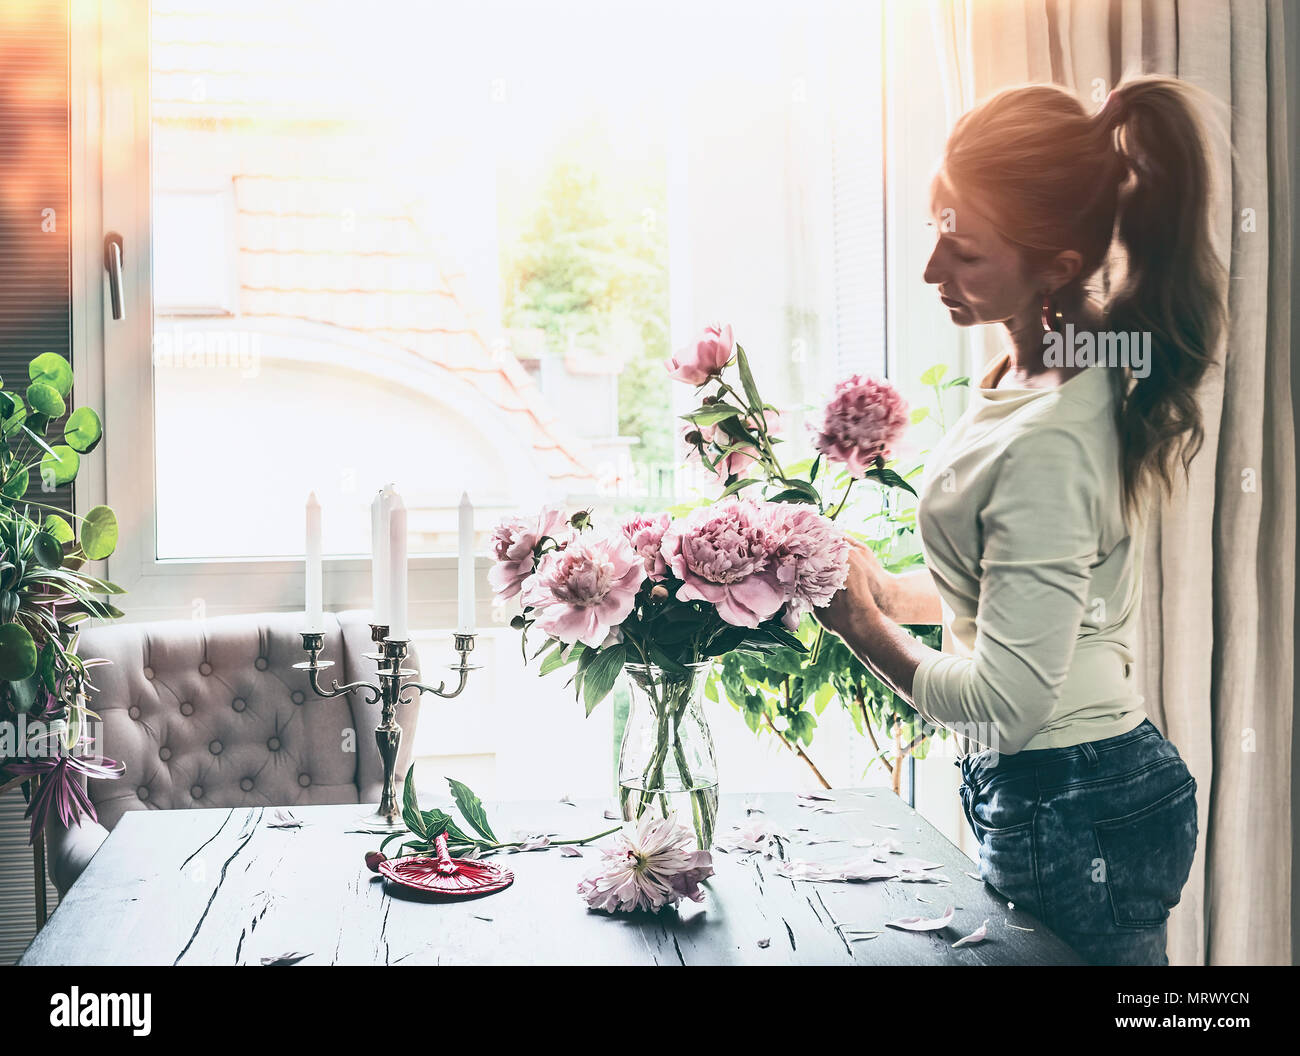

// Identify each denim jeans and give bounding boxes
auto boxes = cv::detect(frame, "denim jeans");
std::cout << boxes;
[957,718,1199,966]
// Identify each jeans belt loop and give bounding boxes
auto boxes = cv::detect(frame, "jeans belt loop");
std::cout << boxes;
[1080,741,1099,766]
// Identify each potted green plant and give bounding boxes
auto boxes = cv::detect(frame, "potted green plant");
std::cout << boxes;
[0,351,124,840]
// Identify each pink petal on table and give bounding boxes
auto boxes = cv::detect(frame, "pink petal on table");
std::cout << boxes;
[602,809,620,820]
[757,937,771,948]
[509,835,552,852]
[560,845,583,857]
[952,919,989,948]
[871,821,900,830]
[558,794,576,807]
[777,857,898,883]
[885,905,956,932]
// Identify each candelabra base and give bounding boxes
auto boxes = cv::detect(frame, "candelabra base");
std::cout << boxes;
[355,808,406,834]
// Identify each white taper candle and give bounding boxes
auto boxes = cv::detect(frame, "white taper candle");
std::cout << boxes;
[387,489,408,640]
[457,491,475,633]
[305,491,323,631]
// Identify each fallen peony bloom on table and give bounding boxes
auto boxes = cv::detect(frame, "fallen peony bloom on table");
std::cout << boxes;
[578,813,715,914]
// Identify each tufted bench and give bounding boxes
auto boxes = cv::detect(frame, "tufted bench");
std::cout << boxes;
[45,610,421,895]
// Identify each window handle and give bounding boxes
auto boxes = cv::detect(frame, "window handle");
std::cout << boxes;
[104,232,125,321]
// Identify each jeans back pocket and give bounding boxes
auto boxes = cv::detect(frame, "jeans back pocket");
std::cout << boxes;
[1093,774,1198,928]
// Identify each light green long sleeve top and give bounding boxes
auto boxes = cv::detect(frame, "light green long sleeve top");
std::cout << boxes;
[913,351,1149,755]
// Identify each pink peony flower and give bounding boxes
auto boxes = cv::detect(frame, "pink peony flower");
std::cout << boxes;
[659,498,784,628]
[765,504,851,630]
[619,512,671,581]
[519,533,646,647]
[577,813,715,914]
[665,323,733,386]
[682,407,781,484]
[814,375,909,477]
[487,505,572,600]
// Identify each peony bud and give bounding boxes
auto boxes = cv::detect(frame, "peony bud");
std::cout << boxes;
[364,850,387,873]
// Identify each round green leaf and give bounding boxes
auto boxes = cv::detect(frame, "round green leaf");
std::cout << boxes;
[1,466,28,500]
[26,381,65,418]
[29,352,74,398]
[39,445,79,488]
[1,394,26,438]
[44,513,75,546]
[32,530,62,569]
[80,505,118,560]
[63,406,103,453]
[0,622,38,681]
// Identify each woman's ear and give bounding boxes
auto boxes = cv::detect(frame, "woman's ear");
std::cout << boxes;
[1043,250,1084,293]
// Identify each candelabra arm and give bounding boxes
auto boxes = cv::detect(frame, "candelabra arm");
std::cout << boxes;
[401,632,479,702]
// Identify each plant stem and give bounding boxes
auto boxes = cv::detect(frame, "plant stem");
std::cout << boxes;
[761,711,831,789]
[856,691,894,777]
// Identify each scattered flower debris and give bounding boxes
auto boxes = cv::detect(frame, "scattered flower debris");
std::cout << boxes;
[886,905,955,932]
[952,920,989,948]
[261,951,311,966]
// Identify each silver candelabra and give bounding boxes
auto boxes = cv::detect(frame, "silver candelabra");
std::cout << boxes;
[296,624,480,831]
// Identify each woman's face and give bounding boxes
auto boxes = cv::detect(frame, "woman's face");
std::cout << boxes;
[923,173,1038,328]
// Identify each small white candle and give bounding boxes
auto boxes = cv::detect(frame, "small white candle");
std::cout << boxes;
[457,491,476,633]
[388,489,408,640]
[370,485,392,625]
[304,491,323,631]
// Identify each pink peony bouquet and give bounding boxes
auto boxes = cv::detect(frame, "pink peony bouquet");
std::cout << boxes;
[488,495,850,714]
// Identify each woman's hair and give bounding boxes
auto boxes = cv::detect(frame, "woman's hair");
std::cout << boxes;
[941,75,1226,516]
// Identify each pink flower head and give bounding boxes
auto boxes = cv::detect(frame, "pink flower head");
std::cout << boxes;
[659,498,784,628]
[814,375,909,477]
[665,323,733,386]
[619,512,671,581]
[577,813,715,914]
[682,407,781,484]
[520,533,646,647]
[766,503,851,631]
[487,505,572,600]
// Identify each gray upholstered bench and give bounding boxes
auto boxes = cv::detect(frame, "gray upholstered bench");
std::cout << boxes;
[45,610,420,894]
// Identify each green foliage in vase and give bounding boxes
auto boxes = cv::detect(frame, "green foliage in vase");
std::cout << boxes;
[702,362,969,786]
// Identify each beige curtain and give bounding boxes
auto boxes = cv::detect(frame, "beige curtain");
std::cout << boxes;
[930,0,1295,965]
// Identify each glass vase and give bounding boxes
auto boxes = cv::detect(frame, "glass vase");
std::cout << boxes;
[617,661,719,851]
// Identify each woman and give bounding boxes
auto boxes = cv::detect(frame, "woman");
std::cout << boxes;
[814,76,1224,966]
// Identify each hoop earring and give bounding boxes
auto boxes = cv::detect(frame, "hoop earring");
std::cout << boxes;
[1040,291,1062,333]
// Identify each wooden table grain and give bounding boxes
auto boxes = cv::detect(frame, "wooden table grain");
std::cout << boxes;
[21,790,1083,965]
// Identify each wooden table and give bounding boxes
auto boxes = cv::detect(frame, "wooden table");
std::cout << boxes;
[21,790,1083,965]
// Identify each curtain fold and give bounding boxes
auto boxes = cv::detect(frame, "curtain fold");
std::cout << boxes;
[928,0,1294,966]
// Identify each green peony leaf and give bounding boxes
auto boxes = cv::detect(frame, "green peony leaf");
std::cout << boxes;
[447,778,497,842]
[919,363,949,387]
[582,642,626,715]
[79,505,118,560]
[29,352,74,397]
[63,406,103,453]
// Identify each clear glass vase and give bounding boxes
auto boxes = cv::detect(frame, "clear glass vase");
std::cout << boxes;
[617,661,719,851]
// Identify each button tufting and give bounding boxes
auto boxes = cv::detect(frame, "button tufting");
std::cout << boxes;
[142,666,154,680]
[159,747,172,762]
[254,657,269,671]
[239,777,254,792]
[232,697,247,713]
[297,773,311,788]
[137,786,149,801]
[209,739,223,755]
[291,690,305,705]
[267,736,281,752]
[191,784,203,799]
[128,705,141,720]
[199,661,212,676]
[179,701,194,717]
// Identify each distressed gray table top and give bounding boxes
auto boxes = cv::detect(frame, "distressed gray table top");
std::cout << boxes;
[21,791,1083,965]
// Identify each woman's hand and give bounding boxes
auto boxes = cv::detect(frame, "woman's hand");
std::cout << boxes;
[815,539,888,642]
